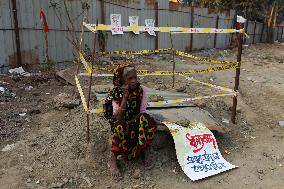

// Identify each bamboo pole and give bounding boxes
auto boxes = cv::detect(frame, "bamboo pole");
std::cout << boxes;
[86,20,98,143]
[231,22,244,124]
[170,32,175,88]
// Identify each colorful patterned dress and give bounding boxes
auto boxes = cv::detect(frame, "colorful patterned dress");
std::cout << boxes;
[103,64,157,160]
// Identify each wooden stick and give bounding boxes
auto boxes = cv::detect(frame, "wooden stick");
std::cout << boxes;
[231,22,244,124]
[86,20,98,143]
[170,32,175,88]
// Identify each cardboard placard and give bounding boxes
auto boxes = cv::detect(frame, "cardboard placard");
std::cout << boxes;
[129,16,139,34]
[145,19,156,36]
[110,14,123,35]
[163,122,238,181]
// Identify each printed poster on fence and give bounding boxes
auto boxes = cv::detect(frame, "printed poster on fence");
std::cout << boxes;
[110,14,123,35]
[129,16,139,34]
[145,19,156,36]
[163,122,238,181]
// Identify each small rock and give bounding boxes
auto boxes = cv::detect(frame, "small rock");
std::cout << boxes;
[247,77,255,82]
[19,113,27,117]
[279,121,284,128]
[81,175,93,188]
[25,86,33,91]
[35,180,40,184]
[149,184,155,188]
[133,168,141,179]
[25,118,31,123]
[176,86,186,93]
[93,85,112,94]
[222,118,229,124]
[51,182,64,188]
[262,152,269,157]
[257,169,264,174]
[62,178,69,184]
[132,184,140,189]
[1,143,16,152]
[148,95,164,102]
[172,169,178,174]
[224,150,231,155]
[24,166,33,172]
[145,176,151,181]
[182,179,186,182]
[53,93,80,109]
[27,178,32,183]
[279,164,283,167]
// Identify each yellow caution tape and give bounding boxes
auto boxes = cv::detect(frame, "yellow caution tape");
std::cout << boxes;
[84,23,245,34]
[83,22,97,33]
[94,48,236,64]
[174,50,237,64]
[97,48,172,55]
[239,29,250,38]
[79,52,92,74]
[94,48,237,65]
[80,62,240,77]
[134,63,240,75]
[181,75,235,93]
[89,92,237,114]
[75,76,88,112]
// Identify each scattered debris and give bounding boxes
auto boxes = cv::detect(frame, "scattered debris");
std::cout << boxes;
[93,84,112,94]
[279,121,284,128]
[1,143,16,152]
[224,150,231,155]
[222,118,230,124]
[0,86,16,98]
[81,174,93,188]
[25,86,33,91]
[19,113,27,117]
[53,93,80,109]
[176,86,186,93]
[9,67,31,77]
[55,67,76,86]
[149,95,164,102]
[24,166,33,172]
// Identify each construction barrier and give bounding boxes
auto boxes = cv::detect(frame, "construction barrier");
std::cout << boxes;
[84,23,247,35]
[89,92,237,114]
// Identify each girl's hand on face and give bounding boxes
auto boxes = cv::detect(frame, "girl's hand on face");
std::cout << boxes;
[122,84,129,98]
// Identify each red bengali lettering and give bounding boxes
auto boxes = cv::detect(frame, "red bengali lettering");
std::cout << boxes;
[186,133,216,153]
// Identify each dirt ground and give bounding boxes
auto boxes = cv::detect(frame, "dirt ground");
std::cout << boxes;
[0,43,283,189]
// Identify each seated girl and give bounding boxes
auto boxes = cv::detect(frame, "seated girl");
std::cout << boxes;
[104,64,158,177]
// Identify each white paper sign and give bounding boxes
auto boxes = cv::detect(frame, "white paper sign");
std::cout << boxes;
[163,122,238,181]
[145,19,156,36]
[129,16,139,34]
[110,14,123,35]
[237,15,247,23]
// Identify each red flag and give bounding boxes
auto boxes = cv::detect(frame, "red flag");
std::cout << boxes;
[40,9,49,33]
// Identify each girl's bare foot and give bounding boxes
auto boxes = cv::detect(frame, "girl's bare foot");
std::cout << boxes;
[109,153,121,177]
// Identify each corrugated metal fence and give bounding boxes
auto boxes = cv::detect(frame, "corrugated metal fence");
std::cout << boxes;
[0,0,283,72]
